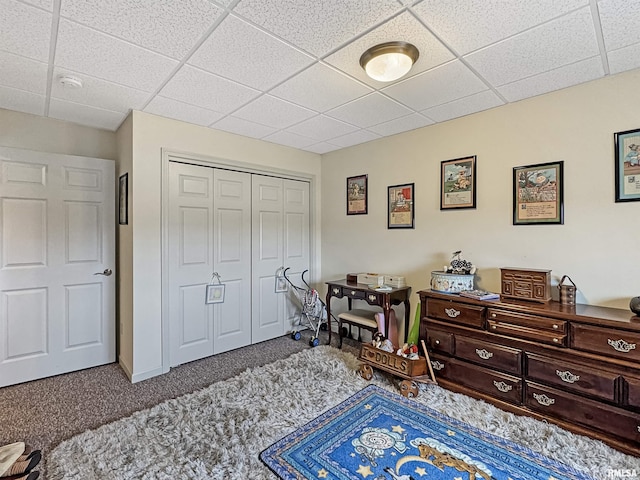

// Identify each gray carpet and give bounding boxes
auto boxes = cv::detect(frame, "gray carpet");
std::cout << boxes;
[0,333,331,478]
[46,345,640,479]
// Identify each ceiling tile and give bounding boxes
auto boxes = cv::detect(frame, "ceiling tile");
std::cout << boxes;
[189,14,314,90]
[49,98,125,130]
[145,96,224,127]
[328,129,381,148]
[598,0,640,51]
[233,95,316,129]
[412,0,588,55]
[286,115,359,142]
[52,68,149,113]
[60,0,223,60]
[0,85,45,115]
[367,113,434,136]
[212,116,278,139]
[606,42,640,75]
[421,90,504,122]
[0,0,51,61]
[22,0,52,10]
[262,130,315,149]
[270,63,372,113]
[383,60,487,111]
[232,0,402,56]
[0,50,48,94]
[464,7,599,86]
[497,57,604,102]
[326,92,413,128]
[55,20,179,92]
[324,11,455,88]
[160,65,259,113]
[303,142,340,154]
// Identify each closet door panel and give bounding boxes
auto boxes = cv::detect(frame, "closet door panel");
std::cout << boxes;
[212,169,251,354]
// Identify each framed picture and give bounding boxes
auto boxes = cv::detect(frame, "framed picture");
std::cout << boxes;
[441,156,476,210]
[118,173,128,225]
[513,161,564,225]
[205,284,225,304]
[388,183,414,229]
[614,128,640,202]
[347,174,368,215]
[275,276,288,293]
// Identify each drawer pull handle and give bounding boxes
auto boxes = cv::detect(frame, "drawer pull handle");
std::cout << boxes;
[434,339,440,345]
[476,348,494,360]
[607,338,636,353]
[351,290,356,296]
[553,338,559,343]
[333,288,339,294]
[533,393,555,406]
[552,324,559,330]
[491,325,497,330]
[556,370,580,383]
[445,308,461,318]
[431,360,444,371]
[638,426,640,433]
[490,313,496,318]
[493,381,512,392]
[368,294,376,302]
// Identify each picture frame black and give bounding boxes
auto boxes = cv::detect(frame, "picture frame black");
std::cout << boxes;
[387,183,414,229]
[440,156,477,210]
[513,161,564,225]
[118,173,128,225]
[614,128,640,202]
[347,174,368,215]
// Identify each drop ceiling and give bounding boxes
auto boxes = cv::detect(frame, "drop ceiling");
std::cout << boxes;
[1,0,639,154]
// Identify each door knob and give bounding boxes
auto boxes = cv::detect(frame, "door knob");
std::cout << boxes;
[94,268,113,276]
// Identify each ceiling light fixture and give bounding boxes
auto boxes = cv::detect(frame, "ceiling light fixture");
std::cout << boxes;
[58,75,83,89]
[359,41,419,82]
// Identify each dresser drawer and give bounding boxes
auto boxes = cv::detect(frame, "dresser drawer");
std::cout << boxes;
[624,376,640,409]
[571,324,640,362]
[455,335,522,375]
[426,299,485,329]
[525,382,640,445]
[525,353,619,402]
[487,309,566,332]
[487,320,566,346]
[434,356,522,404]
[424,327,454,355]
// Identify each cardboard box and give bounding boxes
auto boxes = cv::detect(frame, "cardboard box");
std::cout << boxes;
[357,273,385,285]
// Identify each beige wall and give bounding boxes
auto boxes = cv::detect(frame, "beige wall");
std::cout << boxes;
[0,108,117,159]
[321,68,640,338]
[125,111,322,381]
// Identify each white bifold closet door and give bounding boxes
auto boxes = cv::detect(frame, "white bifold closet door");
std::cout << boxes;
[168,161,309,367]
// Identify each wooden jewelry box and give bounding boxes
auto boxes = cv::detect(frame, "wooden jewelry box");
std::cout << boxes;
[500,267,551,303]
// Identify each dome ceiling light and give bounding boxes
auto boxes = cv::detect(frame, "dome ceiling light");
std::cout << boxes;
[359,41,419,82]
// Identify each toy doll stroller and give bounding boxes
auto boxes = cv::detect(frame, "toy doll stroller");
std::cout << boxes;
[282,268,329,347]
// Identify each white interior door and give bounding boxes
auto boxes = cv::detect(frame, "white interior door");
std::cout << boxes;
[251,175,284,343]
[0,146,115,387]
[212,169,251,354]
[168,162,214,366]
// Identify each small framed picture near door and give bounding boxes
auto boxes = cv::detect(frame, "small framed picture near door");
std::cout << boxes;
[441,156,476,210]
[347,174,367,215]
[513,161,564,225]
[205,284,225,304]
[614,127,640,202]
[119,173,128,225]
[388,183,414,229]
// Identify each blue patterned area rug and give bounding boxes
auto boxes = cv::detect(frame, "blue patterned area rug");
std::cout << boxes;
[260,384,594,480]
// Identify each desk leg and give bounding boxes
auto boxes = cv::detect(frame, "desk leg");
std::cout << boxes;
[404,299,411,344]
[325,291,332,346]
[382,295,391,341]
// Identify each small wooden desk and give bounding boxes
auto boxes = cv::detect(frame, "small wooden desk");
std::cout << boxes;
[325,279,411,346]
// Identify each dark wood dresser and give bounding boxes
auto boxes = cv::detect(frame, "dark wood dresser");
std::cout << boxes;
[419,290,640,456]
